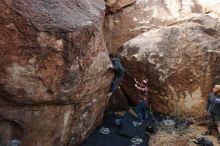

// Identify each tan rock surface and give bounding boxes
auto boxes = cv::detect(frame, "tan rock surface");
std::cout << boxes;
[105,0,136,13]
[104,0,220,53]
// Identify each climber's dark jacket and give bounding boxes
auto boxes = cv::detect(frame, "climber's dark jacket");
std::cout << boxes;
[112,57,124,78]
[206,93,220,114]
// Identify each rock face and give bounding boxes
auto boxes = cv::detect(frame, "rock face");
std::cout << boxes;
[120,15,220,118]
[0,0,113,146]
[106,87,129,112]
[105,0,135,13]
[104,0,220,53]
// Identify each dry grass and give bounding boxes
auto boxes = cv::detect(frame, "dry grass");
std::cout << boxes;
[148,121,220,146]
[148,129,197,146]
[148,116,198,146]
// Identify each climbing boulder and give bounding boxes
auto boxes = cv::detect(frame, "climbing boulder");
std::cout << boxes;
[104,0,220,53]
[120,15,220,118]
[0,0,113,146]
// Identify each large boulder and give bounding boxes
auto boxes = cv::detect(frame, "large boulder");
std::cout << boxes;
[120,15,220,118]
[104,0,220,53]
[0,0,113,146]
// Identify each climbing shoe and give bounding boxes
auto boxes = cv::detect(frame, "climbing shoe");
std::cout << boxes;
[107,92,112,98]
[193,137,213,146]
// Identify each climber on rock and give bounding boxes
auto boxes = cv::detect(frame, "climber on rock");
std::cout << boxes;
[133,78,149,123]
[134,79,149,105]
[202,84,220,144]
[107,54,124,98]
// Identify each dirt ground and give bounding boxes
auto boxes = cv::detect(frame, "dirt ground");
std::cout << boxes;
[148,125,219,146]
